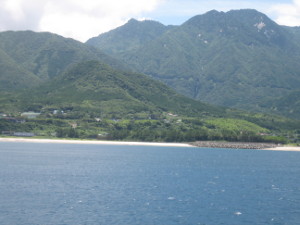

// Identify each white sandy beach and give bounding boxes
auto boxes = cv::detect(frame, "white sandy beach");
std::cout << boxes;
[262,146,300,152]
[1,138,300,151]
[0,137,193,147]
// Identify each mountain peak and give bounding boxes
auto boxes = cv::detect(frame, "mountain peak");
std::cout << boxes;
[125,18,165,27]
[205,9,224,15]
[86,9,300,118]
[226,9,274,24]
[182,8,286,46]
[231,8,270,17]
[86,18,170,55]
[184,9,271,27]
[127,18,138,23]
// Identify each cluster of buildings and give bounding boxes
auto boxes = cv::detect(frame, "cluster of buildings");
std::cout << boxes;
[0,112,41,137]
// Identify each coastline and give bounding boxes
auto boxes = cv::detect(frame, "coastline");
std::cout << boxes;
[192,141,300,151]
[0,137,299,151]
[262,146,300,152]
[0,137,193,147]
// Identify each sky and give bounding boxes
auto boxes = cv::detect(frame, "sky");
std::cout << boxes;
[0,0,299,42]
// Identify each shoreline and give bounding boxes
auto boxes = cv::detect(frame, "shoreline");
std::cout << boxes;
[192,141,300,151]
[0,137,192,147]
[261,146,300,152]
[0,138,300,151]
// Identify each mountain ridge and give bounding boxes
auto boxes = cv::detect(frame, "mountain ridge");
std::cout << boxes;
[0,30,127,91]
[0,60,226,118]
[87,19,174,55]
[0,22,299,142]
[86,9,300,119]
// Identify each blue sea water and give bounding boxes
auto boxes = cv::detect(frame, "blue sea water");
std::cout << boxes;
[0,142,300,225]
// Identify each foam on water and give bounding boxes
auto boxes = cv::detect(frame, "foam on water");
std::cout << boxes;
[168,197,176,200]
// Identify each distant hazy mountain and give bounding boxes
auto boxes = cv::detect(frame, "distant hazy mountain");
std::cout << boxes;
[87,9,300,119]
[0,31,125,91]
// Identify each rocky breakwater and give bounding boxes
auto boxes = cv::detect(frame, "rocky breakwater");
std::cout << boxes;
[192,141,280,149]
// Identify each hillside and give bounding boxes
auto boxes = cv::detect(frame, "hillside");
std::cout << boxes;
[0,47,41,90]
[0,31,126,91]
[260,90,300,118]
[0,19,299,142]
[1,60,298,143]
[86,9,300,119]
[87,19,174,55]
[1,60,224,118]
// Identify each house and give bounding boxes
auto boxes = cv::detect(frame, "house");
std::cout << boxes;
[0,113,7,118]
[21,112,41,119]
[13,132,35,137]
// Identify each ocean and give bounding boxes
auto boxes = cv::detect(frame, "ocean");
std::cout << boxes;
[0,142,299,225]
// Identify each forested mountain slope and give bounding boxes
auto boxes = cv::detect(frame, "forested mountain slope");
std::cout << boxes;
[87,9,300,119]
[87,19,174,55]
[0,31,125,91]
[1,60,224,118]
[0,16,299,142]
[2,60,298,142]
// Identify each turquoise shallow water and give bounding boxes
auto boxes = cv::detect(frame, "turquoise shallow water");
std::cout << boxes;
[0,142,300,225]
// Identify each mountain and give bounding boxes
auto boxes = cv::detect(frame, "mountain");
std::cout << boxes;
[0,31,126,91]
[2,60,224,118]
[260,90,300,118]
[87,19,174,55]
[86,9,300,118]
[2,60,298,141]
[0,47,41,90]
[0,26,298,142]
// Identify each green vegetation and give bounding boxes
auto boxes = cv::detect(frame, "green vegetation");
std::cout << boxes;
[259,90,300,119]
[0,61,223,118]
[87,9,300,119]
[1,113,298,144]
[87,19,173,55]
[0,30,126,91]
[0,60,299,144]
[0,20,299,144]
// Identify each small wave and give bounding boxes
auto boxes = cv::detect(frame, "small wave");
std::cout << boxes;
[272,185,280,190]
[168,197,176,200]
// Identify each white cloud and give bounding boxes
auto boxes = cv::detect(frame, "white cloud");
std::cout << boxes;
[1,0,297,42]
[0,0,46,30]
[271,0,300,26]
[0,0,164,42]
[4,0,24,21]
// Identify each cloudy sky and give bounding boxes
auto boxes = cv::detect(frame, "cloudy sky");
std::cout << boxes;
[0,0,299,42]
